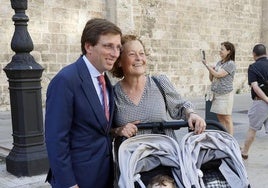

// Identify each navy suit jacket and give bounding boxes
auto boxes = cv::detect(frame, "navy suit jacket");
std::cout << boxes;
[45,56,114,188]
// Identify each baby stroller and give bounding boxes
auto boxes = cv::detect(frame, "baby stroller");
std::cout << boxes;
[115,120,250,188]
[116,120,250,188]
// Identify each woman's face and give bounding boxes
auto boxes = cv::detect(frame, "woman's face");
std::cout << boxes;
[119,40,146,77]
[219,44,230,61]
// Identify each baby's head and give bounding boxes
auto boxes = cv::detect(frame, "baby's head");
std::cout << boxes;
[147,174,175,188]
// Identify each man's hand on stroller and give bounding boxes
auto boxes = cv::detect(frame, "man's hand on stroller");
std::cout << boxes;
[187,112,206,134]
[114,120,140,138]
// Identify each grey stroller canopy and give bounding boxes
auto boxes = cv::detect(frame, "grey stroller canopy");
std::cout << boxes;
[180,130,250,188]
[117,134,189,188]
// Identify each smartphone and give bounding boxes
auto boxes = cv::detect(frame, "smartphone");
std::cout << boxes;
[200,49,206,60]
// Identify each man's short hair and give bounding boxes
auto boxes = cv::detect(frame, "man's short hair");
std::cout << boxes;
[253,44,266,56]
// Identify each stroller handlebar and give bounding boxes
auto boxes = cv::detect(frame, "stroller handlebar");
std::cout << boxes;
[137,121,188,130]
[136,120,226,132]
[119,120,226,142]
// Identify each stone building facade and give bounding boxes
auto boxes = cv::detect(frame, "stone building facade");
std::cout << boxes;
[0,0,266,111]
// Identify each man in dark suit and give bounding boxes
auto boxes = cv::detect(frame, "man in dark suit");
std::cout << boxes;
[45,18,122,188]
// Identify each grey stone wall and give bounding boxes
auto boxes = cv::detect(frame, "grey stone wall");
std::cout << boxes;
[0,0,264,110]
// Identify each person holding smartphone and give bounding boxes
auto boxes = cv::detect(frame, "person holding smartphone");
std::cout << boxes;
[201,42,236,135]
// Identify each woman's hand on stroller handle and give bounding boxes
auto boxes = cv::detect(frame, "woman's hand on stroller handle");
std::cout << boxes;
[113,114,207,141]
[187,112,207,134]
[114,120,140,138]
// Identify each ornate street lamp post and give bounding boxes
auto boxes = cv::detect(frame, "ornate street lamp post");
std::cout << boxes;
[3,0,48,176]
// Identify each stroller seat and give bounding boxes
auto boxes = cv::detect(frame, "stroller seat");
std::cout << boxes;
[180,130,250,188]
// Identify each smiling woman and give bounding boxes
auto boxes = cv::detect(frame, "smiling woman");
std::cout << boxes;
[111,36,147,105]
[109,34,207,187]
[110,34,206,136]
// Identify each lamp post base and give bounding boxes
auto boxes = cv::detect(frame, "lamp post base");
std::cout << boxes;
[6,145,49,177]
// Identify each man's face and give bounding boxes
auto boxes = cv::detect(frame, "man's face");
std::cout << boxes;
[85,34,121,73]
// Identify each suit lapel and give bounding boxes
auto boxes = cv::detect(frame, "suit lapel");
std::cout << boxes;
[76,58,109,133]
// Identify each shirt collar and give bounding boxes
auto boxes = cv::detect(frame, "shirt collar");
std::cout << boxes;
[82,55,103,78]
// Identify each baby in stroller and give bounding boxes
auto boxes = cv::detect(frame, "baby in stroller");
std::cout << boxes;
[147,174,176,188]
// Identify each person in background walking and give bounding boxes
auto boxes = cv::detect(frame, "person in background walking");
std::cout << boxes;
[202,42,236,135]
[45,18,122,188]
[241,44,268,160]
